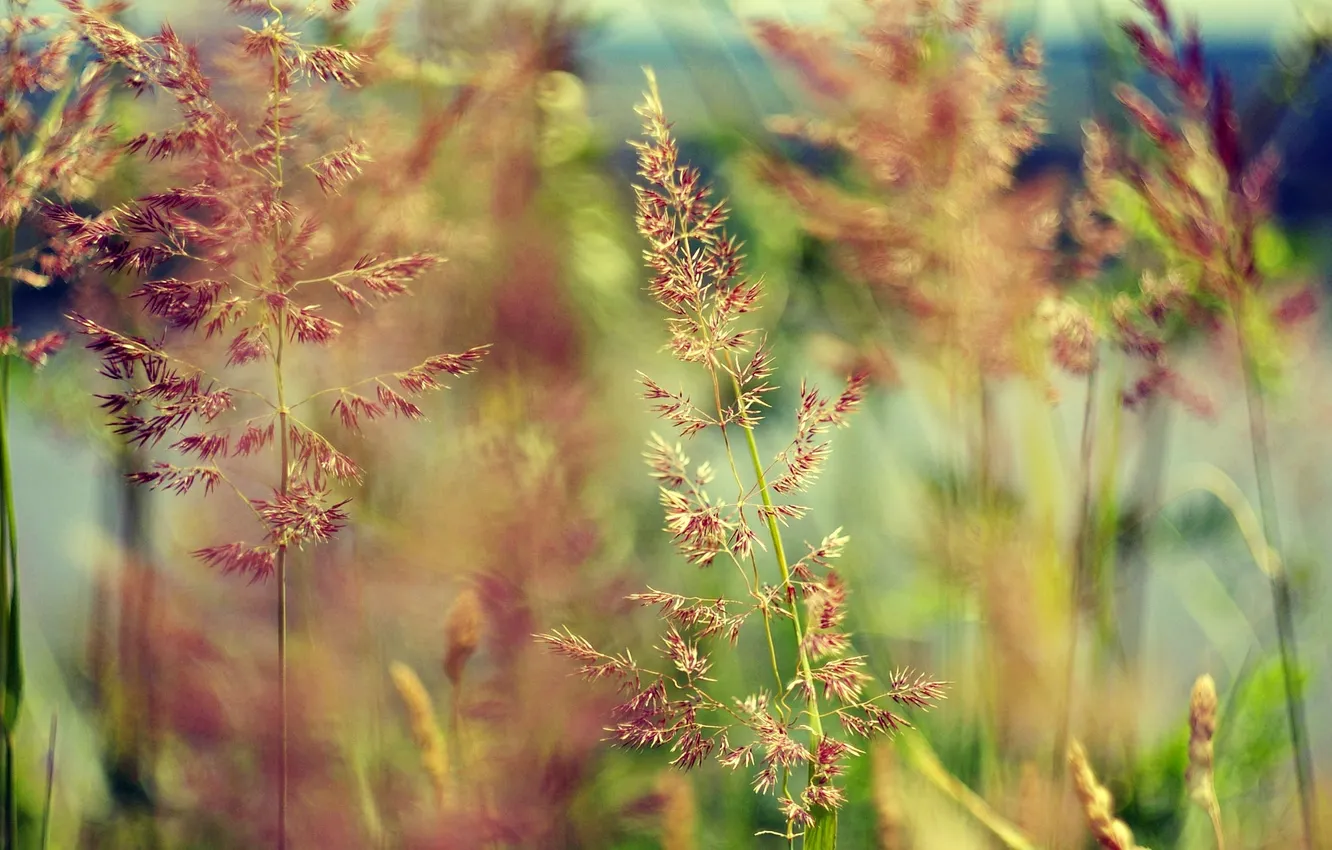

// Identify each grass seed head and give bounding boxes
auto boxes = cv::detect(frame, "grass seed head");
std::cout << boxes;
[1068,740,1149,850]
[389,660,449,805]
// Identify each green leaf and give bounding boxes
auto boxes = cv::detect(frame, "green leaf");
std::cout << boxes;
[803,806,837,850]
[1216,655,1304,799]
[803,758,837,849]
[2,591,19,730]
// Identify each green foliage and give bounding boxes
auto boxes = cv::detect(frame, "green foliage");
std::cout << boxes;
[803,806,837,850]
[1216,656,1307,800]
[1123,729,1189,848]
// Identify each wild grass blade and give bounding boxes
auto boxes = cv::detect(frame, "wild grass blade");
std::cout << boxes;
[1233,308,1318,847]
[0,223,19,850]
[41,713,56,850]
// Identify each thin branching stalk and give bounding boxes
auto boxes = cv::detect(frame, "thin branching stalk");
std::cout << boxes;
[1053,351,1100,796]
[705,354,799,841]
[265,7,292,844]
[667,83,830,839]
[732,375,833,846]
[275,435,289,850]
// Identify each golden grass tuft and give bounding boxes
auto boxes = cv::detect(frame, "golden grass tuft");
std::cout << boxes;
[1068,740,1148,850]
[389,660,449,806]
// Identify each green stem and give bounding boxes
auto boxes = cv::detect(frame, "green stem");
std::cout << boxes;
[733,397,823,737]
[708,369,787,709]
[974,369,1002,799]
[276,549,288,850]
[275,309,290,850]
[730,377,832,847]
[0,221,19,850]
[268,18,291,849]
[1232,300,1318,849]
[40,713,55,850]
[976,370,992,494]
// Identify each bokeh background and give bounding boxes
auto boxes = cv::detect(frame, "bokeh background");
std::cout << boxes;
[9,0,1332,847]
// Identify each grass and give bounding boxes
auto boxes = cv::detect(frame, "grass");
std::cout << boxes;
[0,0,1328,847]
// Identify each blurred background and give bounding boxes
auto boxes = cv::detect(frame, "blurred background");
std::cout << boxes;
[9,0,1332,847]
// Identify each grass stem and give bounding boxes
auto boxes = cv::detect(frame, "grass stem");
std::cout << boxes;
[1233,302,1318,849]
[269,15,291,846]
[731,376,832,848]
[902,733,1042,850]
[41,713,55,850]
[0,222,19,850]
[1051,352,1099,846]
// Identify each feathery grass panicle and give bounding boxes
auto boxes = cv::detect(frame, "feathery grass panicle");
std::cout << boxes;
[756,0,1054,379]
[57,0,489,581]
[57,2,488,843]
[1085,0,1317,412]
[389,660,449,806]
[1068,741,1148,850]
[1187,674,1224,849]
[539,66,945,845]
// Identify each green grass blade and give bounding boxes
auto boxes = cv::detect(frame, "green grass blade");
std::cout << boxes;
[803,807,837,850]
